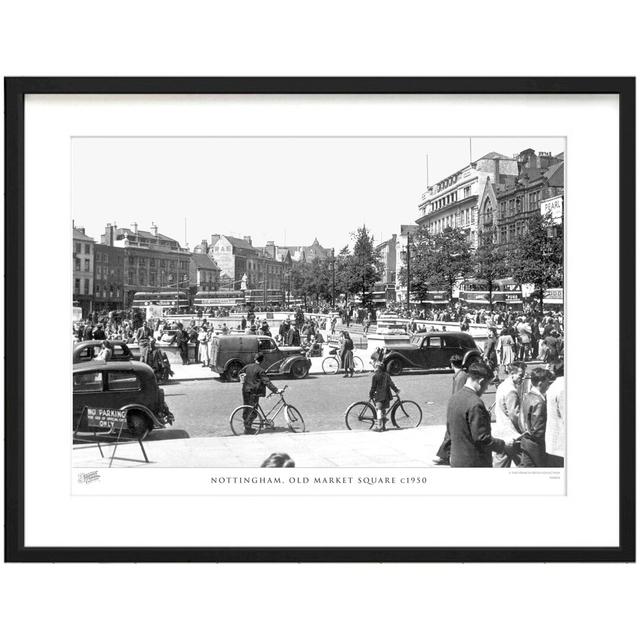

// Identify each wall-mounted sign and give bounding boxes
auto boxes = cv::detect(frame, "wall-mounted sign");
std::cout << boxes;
[541,196,563,223]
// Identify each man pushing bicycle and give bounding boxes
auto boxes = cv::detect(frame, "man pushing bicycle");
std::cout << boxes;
[369,361,400,432]
[239,354,284,434]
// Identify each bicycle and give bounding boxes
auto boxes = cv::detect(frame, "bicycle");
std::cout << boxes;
[229,385,306,435]
[322,352,365,375]
[344,392,422,430]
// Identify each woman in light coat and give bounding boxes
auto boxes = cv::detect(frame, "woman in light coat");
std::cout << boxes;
[497,328,515,374]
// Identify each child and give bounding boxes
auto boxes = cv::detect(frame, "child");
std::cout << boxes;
[369,361,400,431]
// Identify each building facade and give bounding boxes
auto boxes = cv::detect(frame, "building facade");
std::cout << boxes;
[100,222,191,306]
[73,226,95,316]
[478,150,564,248]
[189,253,220,292]
[93,244,125,311]
[416,152,519,248]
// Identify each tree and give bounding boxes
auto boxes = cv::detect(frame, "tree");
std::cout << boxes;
[397,225,438,304]
[474,234,508,310]
[429,227,473,301]
[509,211,563,311]
[349,226,384,306]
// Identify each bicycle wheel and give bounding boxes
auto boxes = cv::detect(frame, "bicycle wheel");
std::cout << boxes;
[353,356,364,373]
[345,401,376,430]
[285,405,306,433]
[391,400,422,429]
[229,405,264,436]
[322,356,339,374]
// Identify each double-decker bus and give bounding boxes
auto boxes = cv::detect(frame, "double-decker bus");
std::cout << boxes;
[193,291,245,308]
[131,290,189,309]
[244,289,284,306]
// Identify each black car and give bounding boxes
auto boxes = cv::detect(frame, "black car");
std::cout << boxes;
[371,331,482,376]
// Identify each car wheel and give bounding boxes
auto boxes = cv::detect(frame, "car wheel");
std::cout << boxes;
[225,361,243,382]
[386,359,403,376]
[290,360,309,379]
[127,411,153,440]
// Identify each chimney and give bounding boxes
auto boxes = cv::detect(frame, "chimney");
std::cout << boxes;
[243,236,252,246]
[131,222,138,233]
[151,222,158,236]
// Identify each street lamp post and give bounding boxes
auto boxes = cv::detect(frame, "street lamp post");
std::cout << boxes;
[331,248,335,307]
[405,234,411,311]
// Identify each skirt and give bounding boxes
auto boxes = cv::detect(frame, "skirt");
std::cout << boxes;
[341,350,354,370]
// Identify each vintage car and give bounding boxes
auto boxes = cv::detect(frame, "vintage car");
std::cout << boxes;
[73,360,174,438]
[371,331,482,376]
[73,340,137,364]
[209,335,311,381]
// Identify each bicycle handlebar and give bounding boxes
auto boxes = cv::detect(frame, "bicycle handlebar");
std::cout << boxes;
[266,384,288,399]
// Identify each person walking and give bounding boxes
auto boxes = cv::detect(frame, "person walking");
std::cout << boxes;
[175,323,190,365]
[433,355,468,465]
[520,367,554,467]
[369,362,399,431]
[339,330,355,377]
[198,325,210,367]
[497,327,515,376]
[446,362,512,468]
[492,362,527,467]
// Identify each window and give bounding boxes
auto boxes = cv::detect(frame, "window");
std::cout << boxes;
[84,258,90,271]
[128,270,134,284]
[85,243,90,254]
[73,371,102,392]
[75,258,81,271]
[428,336,442,348]
[258,338,275,351]
[464,186,471,198]
[74,278,80,293]
[95,253,101,263]
[75,242,81,254]
[150,272,156,286]
[106,371,140,391]
[150,258,155,267]
[96,284,101,296]
[516,198,522,213]
[84,279,90,294]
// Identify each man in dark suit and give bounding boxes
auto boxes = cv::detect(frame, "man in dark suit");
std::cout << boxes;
[447,361,511,467]
[433,355,469,465]
[520,367,554,467]
[239,354,283,434]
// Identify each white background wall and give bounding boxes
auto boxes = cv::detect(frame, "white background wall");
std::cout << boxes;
[1,2,638,640]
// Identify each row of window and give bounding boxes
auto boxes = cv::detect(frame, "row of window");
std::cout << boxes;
[126,257,188,270]
[427,207,475,233]
[74,258,91,272]
[95,252,123,265]
[74,278,90,295]
[127,270,188,286]
[94,285,121,299]
[95,266,120,279]
[499,191,540,215]
[74,242,92,255]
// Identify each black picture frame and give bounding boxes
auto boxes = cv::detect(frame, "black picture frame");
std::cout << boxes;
[4,77,635,563]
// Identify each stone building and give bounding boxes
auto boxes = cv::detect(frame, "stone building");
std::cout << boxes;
[73,226,95,316]
[477,150,564,248]
[93,244,125,311]
[416,152,519,248]
[100,222,191,306]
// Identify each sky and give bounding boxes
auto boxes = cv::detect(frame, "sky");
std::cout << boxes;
[72,136,565,250]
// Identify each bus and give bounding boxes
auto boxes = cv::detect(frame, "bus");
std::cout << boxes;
[193,291,245,308]
[131,290,189,310]
[244,289,285,306]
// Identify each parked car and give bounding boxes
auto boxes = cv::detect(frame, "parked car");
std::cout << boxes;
[371,331,482,376]
[209,335,311,381]
[73,360,174,438]
[73,340,136,364]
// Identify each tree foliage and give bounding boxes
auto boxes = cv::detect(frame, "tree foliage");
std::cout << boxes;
[508,211,563,311]
[474,234,508,310]
[334,226,383,305]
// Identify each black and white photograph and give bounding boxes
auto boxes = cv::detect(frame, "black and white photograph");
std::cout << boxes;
[71,136,566,481]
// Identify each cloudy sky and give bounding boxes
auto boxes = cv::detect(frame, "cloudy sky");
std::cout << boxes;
[72,136,564,250]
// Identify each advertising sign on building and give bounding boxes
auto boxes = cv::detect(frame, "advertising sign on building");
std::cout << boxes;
[540,196,563,224]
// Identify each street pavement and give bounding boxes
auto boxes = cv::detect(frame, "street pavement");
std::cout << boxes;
[72,424,445,468]
[155,368,462,439]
